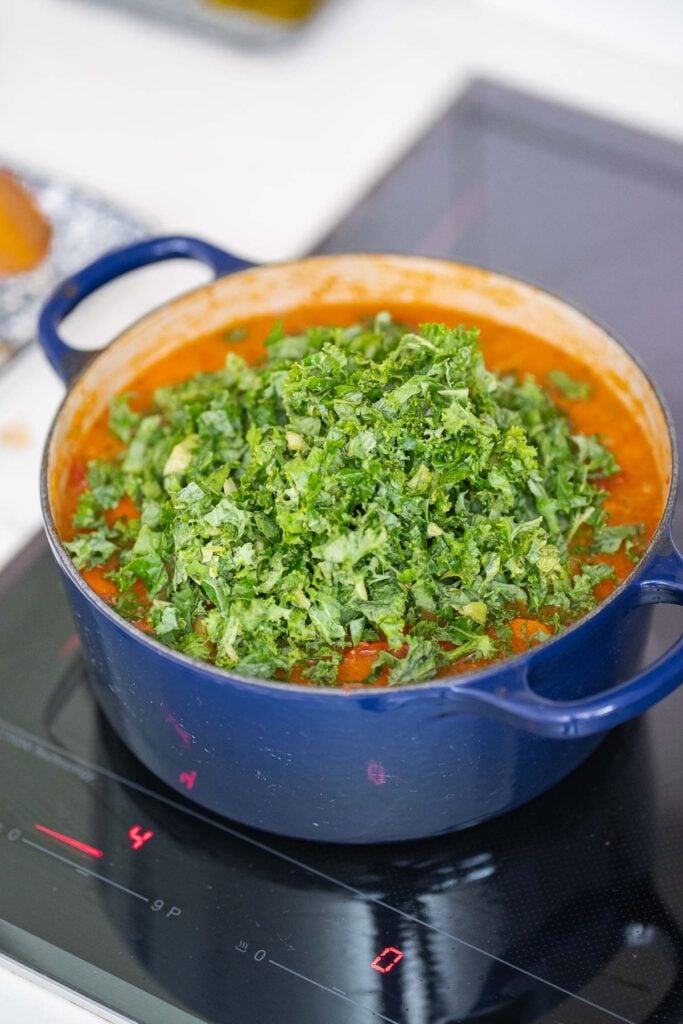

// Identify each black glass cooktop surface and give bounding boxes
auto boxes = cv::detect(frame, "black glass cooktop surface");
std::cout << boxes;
[1,80,683,1024]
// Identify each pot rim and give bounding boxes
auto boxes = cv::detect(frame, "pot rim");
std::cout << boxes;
[40,252,680,699]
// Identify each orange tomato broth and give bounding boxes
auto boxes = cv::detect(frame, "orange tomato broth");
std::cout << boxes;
[60,304,667,686]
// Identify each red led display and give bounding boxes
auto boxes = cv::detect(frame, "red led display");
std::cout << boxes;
[34,824,103,859]
[179,770,197,791]
[371,947,404,974]
[128,825,154,851]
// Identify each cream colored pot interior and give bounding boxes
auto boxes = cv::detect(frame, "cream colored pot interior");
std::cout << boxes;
[48,254,672,516]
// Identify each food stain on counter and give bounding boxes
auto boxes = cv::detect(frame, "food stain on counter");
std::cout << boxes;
[0,422,32,449]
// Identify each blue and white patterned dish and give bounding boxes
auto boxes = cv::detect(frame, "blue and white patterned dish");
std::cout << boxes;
[0,164,148,365]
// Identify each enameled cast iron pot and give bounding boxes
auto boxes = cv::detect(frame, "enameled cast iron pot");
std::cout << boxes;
[38,236,683,844]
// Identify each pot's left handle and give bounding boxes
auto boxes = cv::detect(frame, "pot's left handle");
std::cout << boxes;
[38,235,254,385]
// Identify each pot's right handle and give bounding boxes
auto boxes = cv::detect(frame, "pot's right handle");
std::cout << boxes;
[451,534,683,739]
[38,235,254,386]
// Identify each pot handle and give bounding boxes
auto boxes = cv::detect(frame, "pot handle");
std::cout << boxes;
[38,235,254,385]
[451,535,683,738]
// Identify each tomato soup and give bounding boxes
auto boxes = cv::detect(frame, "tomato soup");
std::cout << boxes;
[57,304,667,686]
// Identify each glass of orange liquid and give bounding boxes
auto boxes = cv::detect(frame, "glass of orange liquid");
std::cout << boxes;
[0,170,51,277]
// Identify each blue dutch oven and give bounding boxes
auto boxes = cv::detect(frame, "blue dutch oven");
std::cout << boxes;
[38,236,683,843]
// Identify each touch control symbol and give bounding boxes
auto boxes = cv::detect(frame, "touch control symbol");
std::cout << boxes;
[34,824,103,859]
[367,760,386,785]
[179,770,197,791]
[371,947,404,974]
[128,825,154,851]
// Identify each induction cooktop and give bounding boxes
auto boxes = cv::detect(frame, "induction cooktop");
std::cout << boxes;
[1,80,683,1024]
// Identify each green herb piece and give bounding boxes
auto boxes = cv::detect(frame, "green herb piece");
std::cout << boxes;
[223,326,248,344]
[65,529,116,571]
[591,523,642,554]
[548,370,592,401]
[109,394,141,443]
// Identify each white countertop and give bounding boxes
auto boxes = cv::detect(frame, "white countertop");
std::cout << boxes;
[1,0,683,1019]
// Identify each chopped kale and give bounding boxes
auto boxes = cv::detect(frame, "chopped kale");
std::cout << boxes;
[109,394,141,443]
[548,370,592,401]
[591,523,643,554]
[65,529,116,571]
[67,315,643,685]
